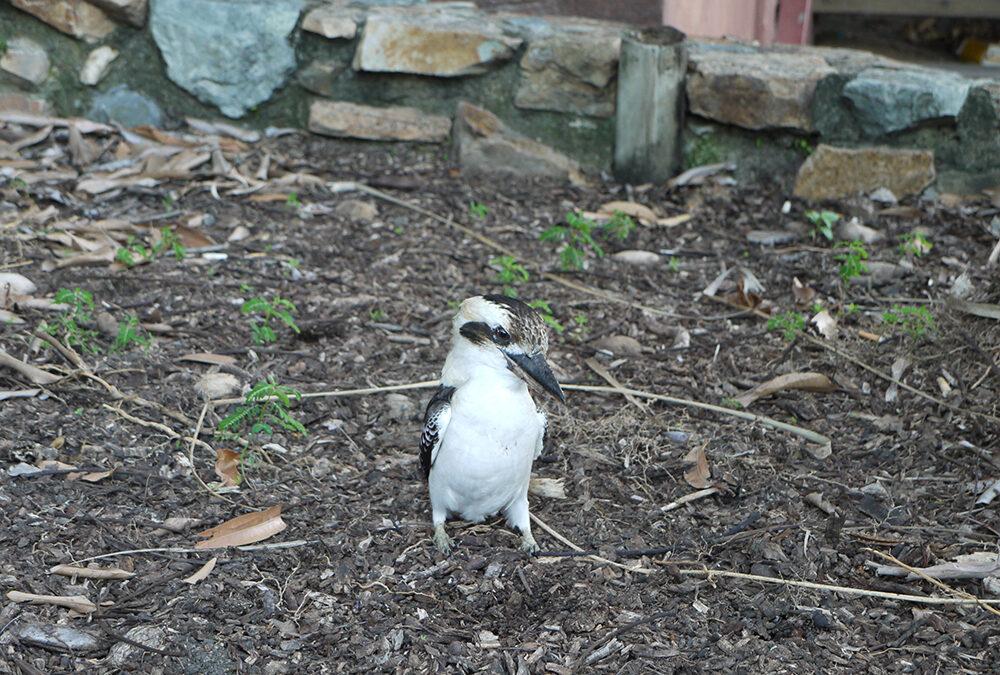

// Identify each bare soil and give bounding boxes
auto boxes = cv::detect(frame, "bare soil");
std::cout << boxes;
[1,132,999,674]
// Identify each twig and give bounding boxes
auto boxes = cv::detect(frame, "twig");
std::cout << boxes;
[530,513,653,574]
[675,566,1000,607]
[103,404,213,453]
[584,357,649,414]
[209,379,439,407]
[661,487,721,512]
[187,400,238,506]
[575,610,671,669]
[865,548,1000,618]
[98,619,184,658]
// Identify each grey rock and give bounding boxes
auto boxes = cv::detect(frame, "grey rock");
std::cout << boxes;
[793,144,934,201]
[309,100,451,142]
[7,622,101,652]
[88,85,163,127]
[687,50,834,131]
[843,67,974,136]
[0,37,50,88]
[89,0,148,27]
[515,33,620,118]
[297,60,344,97]
[108,625,168,666]
[150,0,303,118]
[354,6,521,77]
[453,101,584,185]
[746,230,795,246]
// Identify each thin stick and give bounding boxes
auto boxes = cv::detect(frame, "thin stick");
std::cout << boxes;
[103,404,213,452]
[531,513,653,574]
[675,567,1000,607]
[209,379,440,407]
[584,357,649,414]
[187,400,238,506]
[865,548,1000,618]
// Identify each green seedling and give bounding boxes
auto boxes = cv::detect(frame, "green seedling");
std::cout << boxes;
[217,378,307,478]
[492,255,529,297]
[528,299,564,333]
[602,210,635,241]
[369,307,387,322]
[899,232,932,258]
[793,138,813,157]
[110,314,150,353]
[241,294,300,345]
[834,240,869,282]
[161,194,175,213]
[42,288,99,353]
[469,200,489,220]
[881,304,934,343]
[286,192,300,208]
[805,210,839,241]
[116,228,186,265]
[668,257,680,273]
[540,211,604,271]
[572,314,588,340]
[767,311,805,341]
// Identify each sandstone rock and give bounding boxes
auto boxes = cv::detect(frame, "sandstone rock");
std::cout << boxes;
[80,46,119,86]
[87,84,162,128]
[151,0,302,118]
[515,34,620,118]
[686,49,834,131]
[453,101,584,185]
[0,91,50,115]
[88,0,148,27]
[794,145,934,201]
[0,37,50,88]
[354,8,522,77]
[302,5,357,39]
[309,101,450,143]
[9,0,116,42]
[843,67,974,136]
[297,60,343,97]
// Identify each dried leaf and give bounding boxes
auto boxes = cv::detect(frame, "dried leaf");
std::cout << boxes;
[872,551,1000,580]
[947,296,1000,320]
[597,200,657,225]
[804,492,837,515]
[0,388,41,401]
[215,448,241,487]
[179,352,238,366]
[181,557,218,584]
[0,348,61,385]
[195,505,286,549]
[682,445,711,489]
[196,372,241,400]
[6,590,97,613]
[78,468,115,483]
[734,372,836,408]
[791,277,814,305]
[171,225,215,248]
[976,479,1000,505]
[810,309,838,339]
[49,564,134,580]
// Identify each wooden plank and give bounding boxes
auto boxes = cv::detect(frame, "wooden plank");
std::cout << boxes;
[814,0,1000,18]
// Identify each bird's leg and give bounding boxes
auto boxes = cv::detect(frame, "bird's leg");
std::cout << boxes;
[505,497,538,554]
[433,522,452,555]
[519,529,539,554]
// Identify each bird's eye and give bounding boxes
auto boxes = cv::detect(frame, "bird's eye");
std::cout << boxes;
[492,326,510,345]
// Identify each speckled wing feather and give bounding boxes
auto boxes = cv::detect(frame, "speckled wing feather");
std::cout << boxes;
[420,385,455,479]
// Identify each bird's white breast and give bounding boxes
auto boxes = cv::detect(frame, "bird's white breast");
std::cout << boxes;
[429,368,541,522]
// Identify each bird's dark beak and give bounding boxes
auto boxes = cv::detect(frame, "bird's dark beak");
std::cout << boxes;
[506,352,566,404]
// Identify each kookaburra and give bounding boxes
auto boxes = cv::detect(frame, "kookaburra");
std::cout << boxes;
[420,295,566,554]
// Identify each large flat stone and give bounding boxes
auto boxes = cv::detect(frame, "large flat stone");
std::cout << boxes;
[842,67,975,137]
[0,37,50,88]
[793,144,935,201]
[453,101,584,184]
[150,0,303,118]
[515,34,620,118]
[0,91,51,115]
[354,7,522,77]
[9,0,116,42]
[302,5,357,39]
[687,49,834,131]
[309,101,451,142]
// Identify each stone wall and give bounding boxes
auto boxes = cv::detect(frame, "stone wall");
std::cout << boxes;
[2,0,999,195]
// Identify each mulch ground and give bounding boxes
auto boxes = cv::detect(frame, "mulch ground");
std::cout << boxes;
[1,128,999,674]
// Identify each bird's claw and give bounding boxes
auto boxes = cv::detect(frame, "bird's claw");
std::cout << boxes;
[519,533,539,555]
[433,524,453,555]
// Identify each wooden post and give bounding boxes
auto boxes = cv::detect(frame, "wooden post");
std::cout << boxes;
[613,26,686,184]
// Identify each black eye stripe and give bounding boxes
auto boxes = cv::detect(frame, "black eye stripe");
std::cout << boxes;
[459,321,492,345]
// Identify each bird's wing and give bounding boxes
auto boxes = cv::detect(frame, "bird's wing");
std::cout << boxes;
[420,385,455,479]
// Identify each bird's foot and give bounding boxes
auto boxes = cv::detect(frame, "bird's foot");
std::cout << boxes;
[433,523,453,555]
[519,531,539,555]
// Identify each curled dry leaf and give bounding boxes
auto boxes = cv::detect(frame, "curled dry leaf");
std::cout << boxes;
[682,445,711,489]
[734,372,836,408]
[597,200,657,225]
[215,448,241,487]
[791,277,814,305]
[6,590,97,613]
[179,352,238,366]
[0,272,37,295]
[181,557,218,584]
[804,492,837,515]
[195,505,286,549]
[810,309,837,339]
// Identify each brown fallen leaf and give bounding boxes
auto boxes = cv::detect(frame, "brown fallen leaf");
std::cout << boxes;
[597,200,657,225]
[6,590,97,613]
[49,564,135,580]
[0,348,61,385]
[171,225,215,248]
[195,505,286,549]
[181,557,218,584]
[791,277,815,305]
[215,448,241,487]
[682,445,711,489]
[734,372,836,408]
[178,352,238,366]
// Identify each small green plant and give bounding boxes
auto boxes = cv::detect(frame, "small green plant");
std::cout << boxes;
[805,210,839,241]
[116,228,185,265]
[217,379,307,465]
[153,228,186,260]
[528,299,564,333]
[571,314,588,340]
[492,255,529,297]
[668,257,680,273]
[602,210,635,241]
[469,200,489,220]
[241,295,300,344]
[899,232,932,258]
[161,194,175,213]
[834,240,869,282]
[721,398,743,409]
[42,288,99,353]
[792,138,813,157]
[110,314,150,352]
[540,212,604,271]
[767,311,805,341]
[369,307,387,322]
[282,258,301,277]
[881,304,935,343]
[286,192,300,208]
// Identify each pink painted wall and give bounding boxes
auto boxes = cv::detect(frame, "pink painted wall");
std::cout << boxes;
[662,0,779,45]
